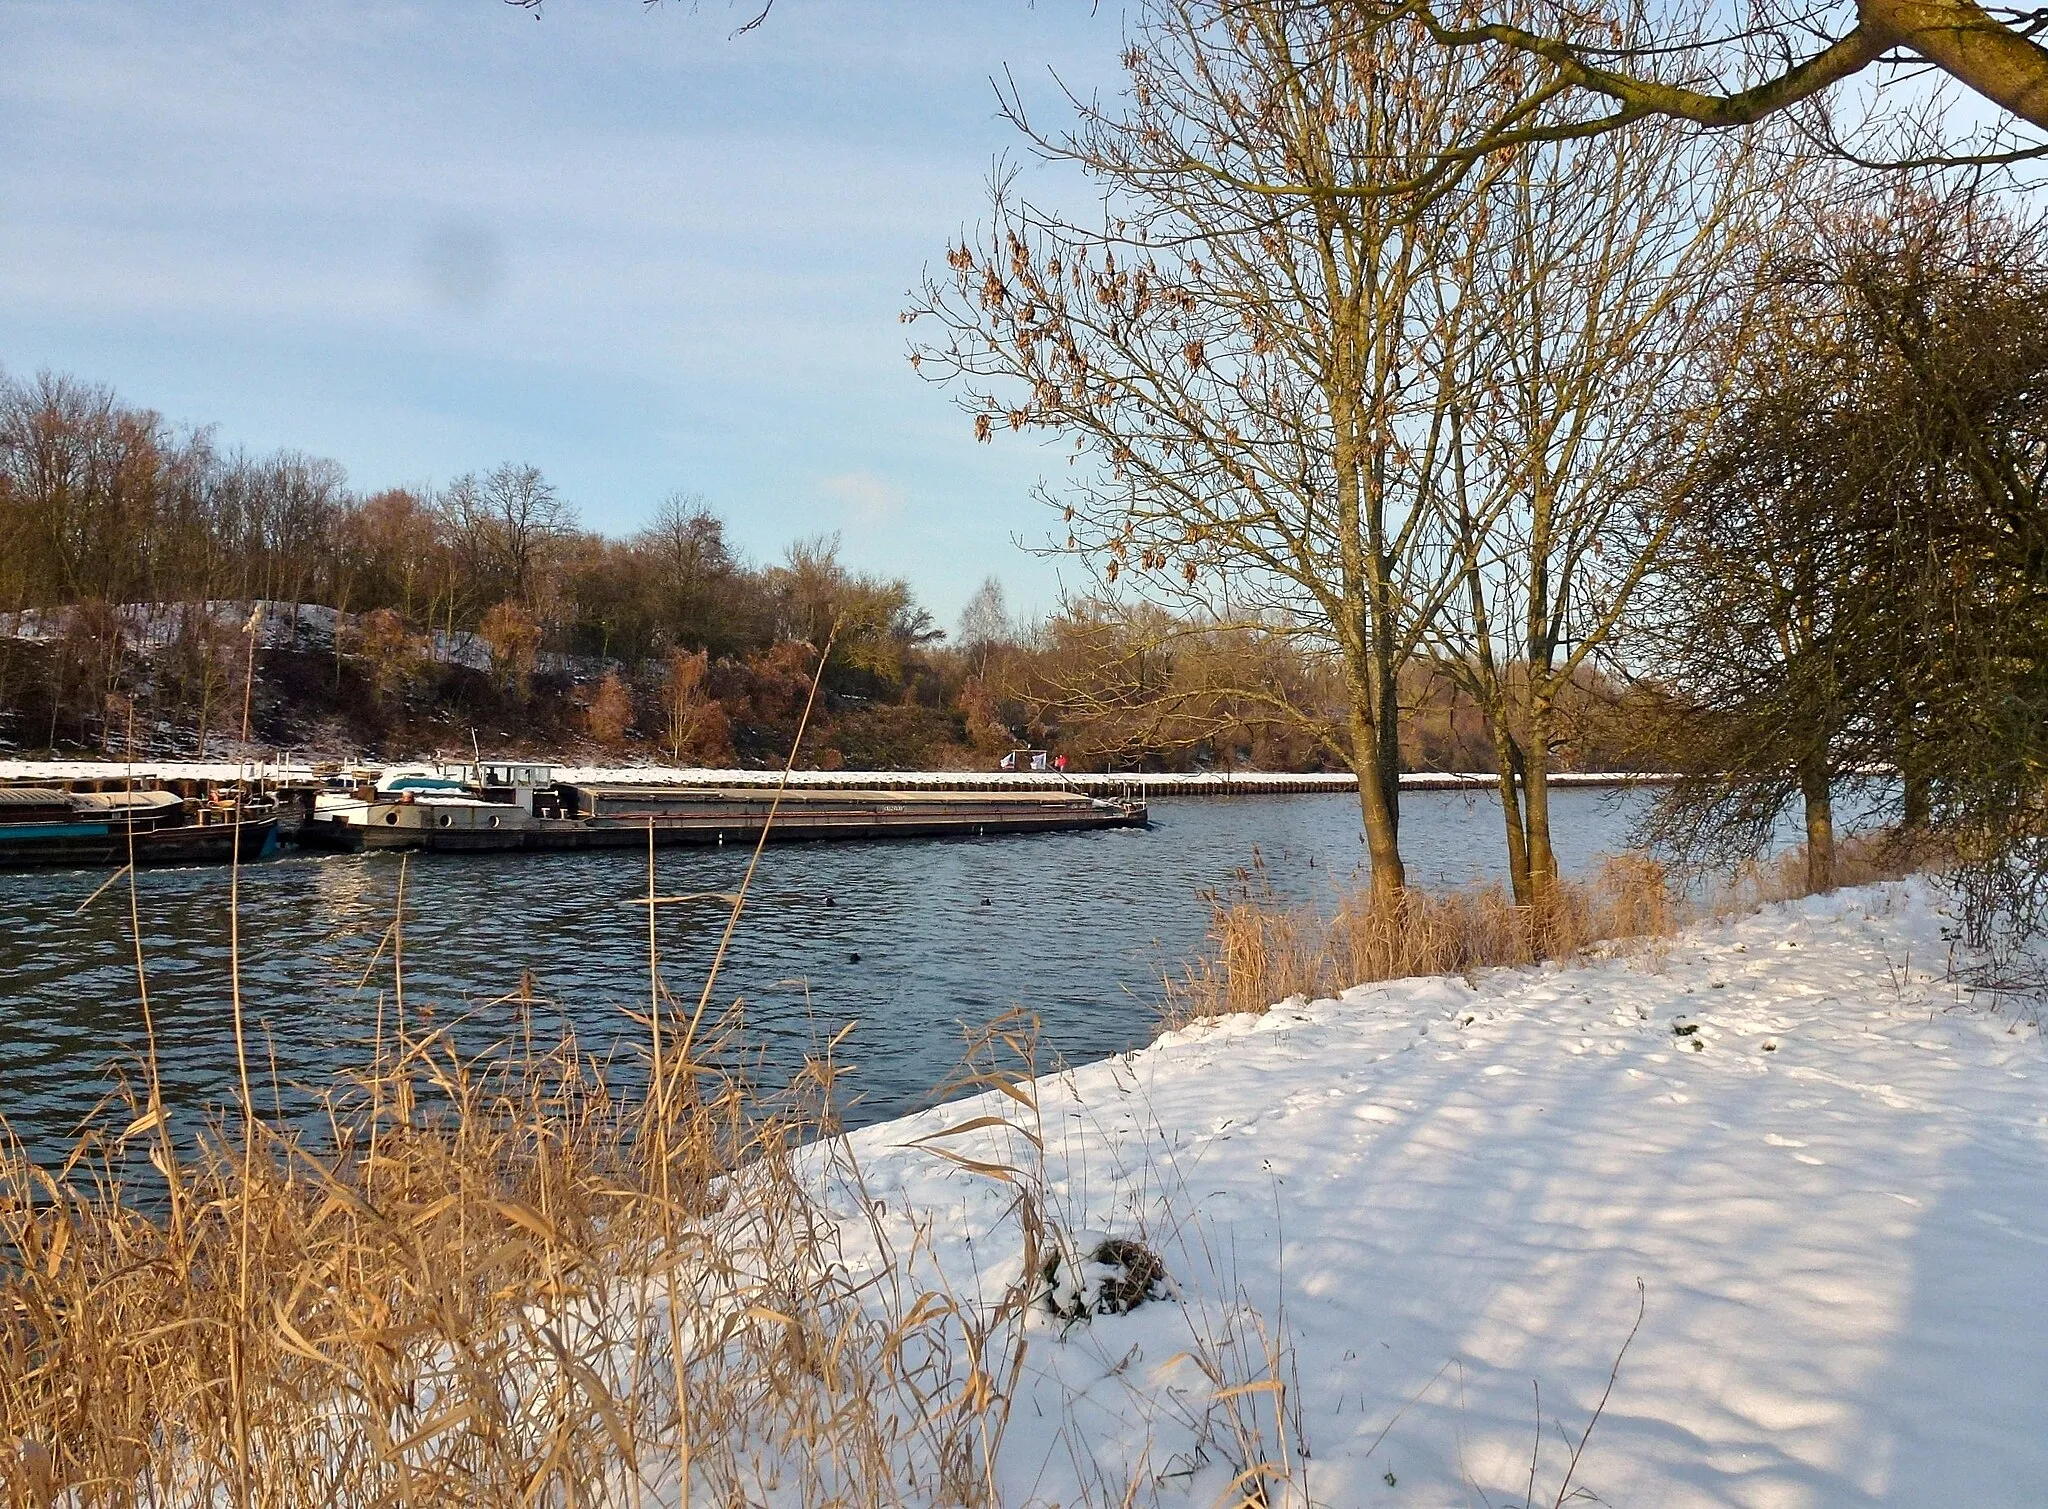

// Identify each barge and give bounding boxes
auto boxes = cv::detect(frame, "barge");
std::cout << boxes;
[291,762,1148,854]
[0,785,280,869]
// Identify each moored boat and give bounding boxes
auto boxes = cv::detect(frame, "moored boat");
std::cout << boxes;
[0,785,281,869]
[291,762,1147,853]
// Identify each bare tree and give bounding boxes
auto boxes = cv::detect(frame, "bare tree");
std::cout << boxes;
[1425,119,1775,904]
[1643,177,2048,923]
[957,575,1015,676]
[909,0,1541,892]
[0,371,164,607]
[637,492,744,654]
[440,463,572,613]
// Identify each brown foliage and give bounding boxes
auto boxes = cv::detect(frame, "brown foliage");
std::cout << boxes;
[477,599,541,698]
[660,648,733,766]
[345,607,421,705]
[957,674,1013,756]
[584,668,635,745]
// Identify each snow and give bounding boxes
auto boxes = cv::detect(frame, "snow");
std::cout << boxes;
[555,764,1656,792]
[0,757,1660,794]
[799,881,2047,1506]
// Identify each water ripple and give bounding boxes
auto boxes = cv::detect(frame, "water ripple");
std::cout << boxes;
[0,789,1645,1162]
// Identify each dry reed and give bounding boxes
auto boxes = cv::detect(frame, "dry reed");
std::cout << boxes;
[0,968,1061,1507]
[1163,832,1945,1035]
[2,637,1093,1507]
[1703,831,1927,918]
[3,719,1309,1504]
[1161,854,1678,1031]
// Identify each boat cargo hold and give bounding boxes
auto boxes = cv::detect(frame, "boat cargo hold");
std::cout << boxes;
[290,762,1148,854]
[0,785,280,869]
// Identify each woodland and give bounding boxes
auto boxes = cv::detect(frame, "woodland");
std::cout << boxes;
[0,372,1640,778]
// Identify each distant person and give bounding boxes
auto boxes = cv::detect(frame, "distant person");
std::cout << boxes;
[1054,754,1067,773]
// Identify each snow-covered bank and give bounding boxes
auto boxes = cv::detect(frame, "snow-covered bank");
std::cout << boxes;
[818,881,2046,1506]
[0,757,1665,794]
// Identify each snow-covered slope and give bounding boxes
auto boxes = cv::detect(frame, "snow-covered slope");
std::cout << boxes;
[824,882,2046,1506]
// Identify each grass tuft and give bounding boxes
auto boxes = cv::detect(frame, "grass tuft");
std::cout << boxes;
[1161,854,1677,1031]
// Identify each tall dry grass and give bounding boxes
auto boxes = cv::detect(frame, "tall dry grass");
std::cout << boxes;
[3,639,1099,1509]
[4,853,1309,1503]
[1160,833,1942,1033]
[0,964,1043,1507]
[1703,831,1927,918]
[1161,855,1678,1030]
[0,950,1314,1508]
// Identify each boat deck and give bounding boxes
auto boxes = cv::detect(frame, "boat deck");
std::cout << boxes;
[293,783,1148,854]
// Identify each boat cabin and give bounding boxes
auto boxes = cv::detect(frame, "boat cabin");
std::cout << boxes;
[437,761,556,815]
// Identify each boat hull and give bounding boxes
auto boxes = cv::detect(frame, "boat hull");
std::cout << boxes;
[0,818,280,869]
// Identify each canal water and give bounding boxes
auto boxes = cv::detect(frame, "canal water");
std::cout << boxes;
[1,787,1650,1165]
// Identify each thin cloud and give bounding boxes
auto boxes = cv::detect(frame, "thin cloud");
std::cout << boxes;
[820,470,905,528]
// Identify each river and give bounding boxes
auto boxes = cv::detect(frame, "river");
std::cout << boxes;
[0,786,1651,1165]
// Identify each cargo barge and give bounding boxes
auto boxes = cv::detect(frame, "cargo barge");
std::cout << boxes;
[290,762,1148,854]
[0,785,280,869]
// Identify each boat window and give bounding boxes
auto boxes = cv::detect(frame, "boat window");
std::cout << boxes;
[384,812,399,825]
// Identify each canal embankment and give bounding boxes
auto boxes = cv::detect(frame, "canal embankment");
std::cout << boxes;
[0,758,1678,799]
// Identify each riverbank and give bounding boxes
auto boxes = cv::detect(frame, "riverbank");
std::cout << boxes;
[0,756,1676,798]
[9,875,2041,1502]
[806,877,2045,1504]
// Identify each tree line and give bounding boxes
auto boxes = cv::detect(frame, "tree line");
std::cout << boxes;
[0,365,1638,774]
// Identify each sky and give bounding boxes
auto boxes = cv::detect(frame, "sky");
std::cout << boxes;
[0,0,1135,630]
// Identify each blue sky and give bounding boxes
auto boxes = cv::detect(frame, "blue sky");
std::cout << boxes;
[0,1,1131,629]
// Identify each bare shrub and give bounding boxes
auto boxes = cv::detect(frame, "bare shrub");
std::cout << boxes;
[659,647,733,765]
[584,668,634,744]
[344,605,421,705]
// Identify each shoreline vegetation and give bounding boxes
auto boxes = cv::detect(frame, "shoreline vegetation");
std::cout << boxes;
[0,589,1655,782]
[0,819,1967,1505]
[5,0,2046,1497]
[1161,836,1925,1031]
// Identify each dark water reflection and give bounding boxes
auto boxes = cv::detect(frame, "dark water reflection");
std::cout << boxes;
[0,788,1650,1164]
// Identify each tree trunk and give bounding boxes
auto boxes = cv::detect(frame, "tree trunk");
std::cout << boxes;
[1350,700,1406,896]
[1799,756,1836,893]
[1900,763,1929,834]
[46,645,64,753]
[1491,730,1533,906]
[1374,651,1403,850]
[1523,700,1560,905]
